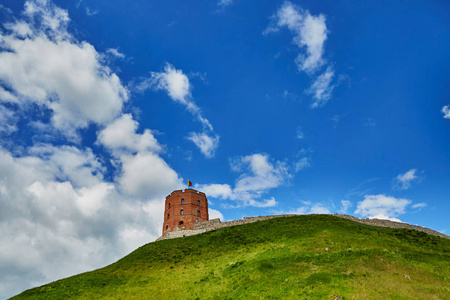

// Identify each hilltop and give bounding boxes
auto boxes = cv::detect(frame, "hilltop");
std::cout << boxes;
[11,215,450,299]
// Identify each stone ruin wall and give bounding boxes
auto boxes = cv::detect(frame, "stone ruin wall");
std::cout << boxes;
[336,214,449,239]
[156,213,449,241]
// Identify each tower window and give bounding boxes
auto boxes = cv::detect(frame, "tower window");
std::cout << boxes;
[181,199,184,204]
[197,200,200,206]
[166,225,168,230]
[180,209,184,215]
[195,218,198,223]
[197,211,200,217]
[169,203,171,208]
[179,221,184,226]
[167,213,170,219]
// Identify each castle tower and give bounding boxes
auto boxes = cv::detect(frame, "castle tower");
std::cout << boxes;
[162,189,209,235]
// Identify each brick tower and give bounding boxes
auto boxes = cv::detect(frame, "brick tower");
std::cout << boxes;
[162,189,209,235]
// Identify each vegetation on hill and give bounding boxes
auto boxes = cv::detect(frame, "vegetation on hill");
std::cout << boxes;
[11,215,450,299]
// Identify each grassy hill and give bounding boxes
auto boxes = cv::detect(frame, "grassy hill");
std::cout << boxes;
[11,215,450,299]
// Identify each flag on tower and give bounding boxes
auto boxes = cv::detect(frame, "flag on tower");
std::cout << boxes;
[188,180,192,187]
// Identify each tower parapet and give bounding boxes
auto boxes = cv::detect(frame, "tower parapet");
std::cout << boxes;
[162,188,209,235]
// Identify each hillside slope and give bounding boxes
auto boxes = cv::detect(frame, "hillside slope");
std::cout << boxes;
[11,215,450,299]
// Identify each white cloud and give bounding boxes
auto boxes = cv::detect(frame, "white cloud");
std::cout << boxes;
[0,87,18,103]
[0,106,18,134]
[0,4,13,14]
[0,2,187,297]
[106,48,125,59]
[24,0,70,38]
[4,21,33,37]
[354,194,412,221]
[294,148,312,172]
[0,146,166,298]
[393,169,420,190]
[281,201,331,215]
[139,63,193,108]
[265,2,339,107]
[296,126,304,139]
[187,132,219,158]
[195,183,233,199]
[75,183,114,216]
[412,202,427,210]
[364,118,376,127]
[338,199,351,214]
[308,66,335,108]
[442,105,450,119]
[199,154,290,208]
[97,114,162,155]
[28,144,105,188]
[85,7,99,16]
[0,1,129,137]
[285,206,308,214]
[118,152,183,199]
[234,154,289,193]
[209,208,224,220]
[248,197,278,208]
[294,157,311,172]
[309,203,331,214]
[137,63,219,157]
[148,63,212,129]
[218,0,233,7]
[266,1,327,74]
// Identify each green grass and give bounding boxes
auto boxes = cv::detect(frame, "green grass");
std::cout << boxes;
[11,215,450,299]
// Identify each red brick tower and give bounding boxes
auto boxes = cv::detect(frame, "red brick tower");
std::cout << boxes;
[162,189,209,235]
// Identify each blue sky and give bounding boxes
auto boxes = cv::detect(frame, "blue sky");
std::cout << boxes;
[1,0,449,297]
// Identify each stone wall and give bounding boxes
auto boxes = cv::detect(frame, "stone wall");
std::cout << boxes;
[335,214,449,239]
[156,214,449,241]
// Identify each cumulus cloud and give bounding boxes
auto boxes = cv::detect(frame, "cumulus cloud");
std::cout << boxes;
[97,114,162,155]
[280,201,331,215]
[107,48,125,59]
[0,1,187,298]
[209,208,225,220]
[0,0,128,137]
[136,63,219,157]
[0,4,13,14]
[294,148,312,172]
[338,199,352,214]
[265,1,327,73]
[0,146,166,298]
[118,152,183,199]
[187,131,220,158]
[412,202,427,210]
[393,169,421,190]
[442,105,450,119]
[309,203,331,214]
[233,154,290,193]
[354,194,412,222]
[195,183,233,199]
[144,63,193,107]
[28,144,105,188]
[0,106,18,134]
[218,0,233,8]
[197,153,289,208]
[265,2,339,108]
[85,7,99,16]
[308,66,335,108]
[294,157,311,172]
[296,126,304,139]
[24,0,70,38]
[248,197,278,208]
[4,21,33,37]
[148,63,212,128]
